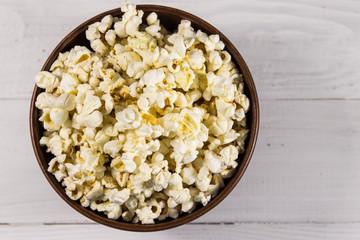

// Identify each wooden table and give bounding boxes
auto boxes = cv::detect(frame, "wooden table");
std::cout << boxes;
[1,0,360,239]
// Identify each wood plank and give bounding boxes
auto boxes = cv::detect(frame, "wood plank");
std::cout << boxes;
[1,99,360,223]
[0,0,360,99]
[1,223,360,240]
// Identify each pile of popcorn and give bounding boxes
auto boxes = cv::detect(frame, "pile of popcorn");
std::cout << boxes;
[35,2,249,224]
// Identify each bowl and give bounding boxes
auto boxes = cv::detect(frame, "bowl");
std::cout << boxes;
[30,4,259,231]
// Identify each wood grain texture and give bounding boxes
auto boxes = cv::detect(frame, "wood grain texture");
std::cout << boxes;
[0,0,359,99]
[1,223,360,240]
[1,0,360,238]
[1,99,360,224]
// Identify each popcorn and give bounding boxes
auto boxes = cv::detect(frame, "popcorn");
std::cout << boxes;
[235,91,250,113]
[50,108,69,126]
[220,145,239,169]
[101,93,114,115]
[59,73,80,94]
[207,51,223,72]
[135,205,158,224]
[35,1,249,224]
[90,200,122,220]
[35,71,60,92]
[154,171,171,192]
[167,34,186,58]
[218,129,240,144]
[187,49,205,70]
[215,97,236,118]
[48,154,67,181]
[105,188,130,205]
[195,167,212,191]
[105,30,117,47]
[84,180,104,200]
[98,15,113,33]
[204,150,223,173]
[208,115,232,136]
[205,72,236,102]
[111,152,137,173]
[206,174,224,197]
[114,107,141,131]
[180,164,197,185]
[173,61,195,91]
[103,140,123,157]
[63,176,84,200]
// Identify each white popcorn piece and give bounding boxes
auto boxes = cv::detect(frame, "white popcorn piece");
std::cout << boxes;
[115,107,141,132]
[204,150,223,173]
[207,174,225,197]
[105,188,130,205]
[170,137,198,165]
[195,167,212,192]
[125,196,138,213]
[101,93,114,115]
[90,200,122,220]
[236,129,249,154]
[59,73,80,94]
[208,115,232,136]
[191,187,211,206]
[35,92,76,111]
[181,164,197,185]
[102,124,118,137]
[47,154,67,182]
[98,15,113,33]
[187,49,205,70]
[145,24,161,39]
[158,206,180,221]
[138,69,165,87]
[126,62,147,79]
[114,1,143,38]
[84,180,104,200]
[128,32,156,50]
[215,97,236,118]
[146,12,158,25]
[207,51,223,72]
[111,152,137,173]
[206,72,236,101]
[104,29,117,46]
[101,174,118,189]
[219,129,240,145]
[181,200,195,213]
[154,171,171,192]
[178,20,195,40]
[63,176,84,200]
[135,205,158,224]
[86,22,101,41]
[50,108,68,126]
[235,91,250,113]
[173,62,195,91]
[220,145,239,169]
[91,39,108,55]
[149,153,168,175]
[35,71,60,92]
[167,34,186,58]
[103,140,122,157]
[234,108,245,121]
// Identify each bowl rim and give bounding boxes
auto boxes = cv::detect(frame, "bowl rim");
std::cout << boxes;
[30,4,259,232]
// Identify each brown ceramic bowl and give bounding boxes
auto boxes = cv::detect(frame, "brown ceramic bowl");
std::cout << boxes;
[30,4,259,232]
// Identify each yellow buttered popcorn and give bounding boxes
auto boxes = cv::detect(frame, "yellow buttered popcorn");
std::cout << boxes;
[35,1,250,224]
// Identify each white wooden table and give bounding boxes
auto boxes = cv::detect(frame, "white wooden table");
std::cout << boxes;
[1,0,360,239]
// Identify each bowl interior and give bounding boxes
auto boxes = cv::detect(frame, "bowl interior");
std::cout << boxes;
[30,5,259,231]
